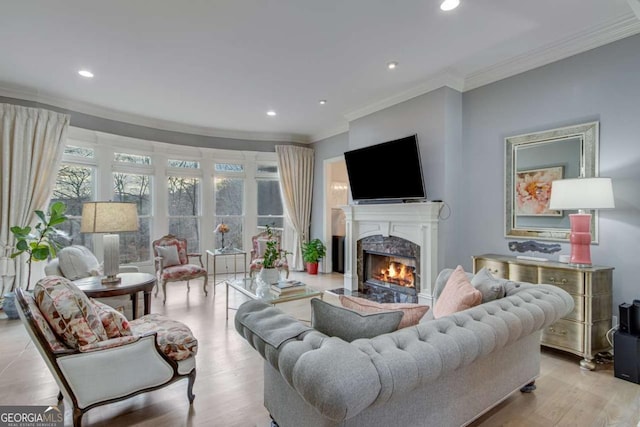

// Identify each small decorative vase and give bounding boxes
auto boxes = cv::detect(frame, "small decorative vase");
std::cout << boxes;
[2,292,19,320]
[259,267,280,286]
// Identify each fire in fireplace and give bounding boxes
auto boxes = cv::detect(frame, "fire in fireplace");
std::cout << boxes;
[364,251,417,296]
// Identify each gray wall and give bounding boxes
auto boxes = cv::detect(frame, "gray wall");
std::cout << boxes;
[310,132,349,240]
[0,96,296,152]
[460,34,640,307]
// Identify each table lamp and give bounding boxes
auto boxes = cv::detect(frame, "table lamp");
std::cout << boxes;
[549,177,614,266]
[81,202,139,283]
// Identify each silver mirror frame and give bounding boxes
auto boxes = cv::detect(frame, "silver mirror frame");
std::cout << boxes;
[505,121,599,242]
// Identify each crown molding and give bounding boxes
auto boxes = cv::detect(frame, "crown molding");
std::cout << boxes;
[0,83,308,144]
[310,123,350,143]
[628,0,640,20]
[463,13,640,91]
[343,72,465,123]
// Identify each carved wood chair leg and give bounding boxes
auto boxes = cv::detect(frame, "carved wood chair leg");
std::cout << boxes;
[73,407,83,427]
[57,391,63,401]
[162,281,167,304]
[520,381,536,393]
[284,268,289,279]
[187,280,191,291]
[187,369,196,404]
[203,275,208,296]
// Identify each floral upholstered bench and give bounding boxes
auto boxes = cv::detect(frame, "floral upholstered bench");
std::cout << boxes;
[16,276,198,427]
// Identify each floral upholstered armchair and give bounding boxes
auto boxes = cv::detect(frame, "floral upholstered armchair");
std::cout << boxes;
[16,276,198,427]
[248,229,289,279]
[152,234,208,304]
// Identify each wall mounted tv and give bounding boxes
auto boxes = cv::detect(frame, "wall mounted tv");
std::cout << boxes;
[344,134,426,203]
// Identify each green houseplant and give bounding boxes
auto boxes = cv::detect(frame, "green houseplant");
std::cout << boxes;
[10,201,68,290]
[302,238,326,275]
[258,224,288,285]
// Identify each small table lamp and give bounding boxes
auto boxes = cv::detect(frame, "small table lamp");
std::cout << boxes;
[81,202,139,283]
[549,177,614,266]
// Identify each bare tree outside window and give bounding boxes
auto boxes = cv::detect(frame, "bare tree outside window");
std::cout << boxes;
[50,164,95,249]
[215,177,244,249]
[113,172,151,262]
[168,176,201,252]
[257,179,284,229]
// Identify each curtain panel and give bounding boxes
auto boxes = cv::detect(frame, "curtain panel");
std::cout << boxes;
[0,104,69,292]
[275,145,314,271]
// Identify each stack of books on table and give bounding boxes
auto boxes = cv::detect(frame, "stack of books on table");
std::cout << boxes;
[270,280,306,295]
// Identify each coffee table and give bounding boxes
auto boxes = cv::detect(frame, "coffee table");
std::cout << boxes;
[225,277,322,319]
[74,272,156,319]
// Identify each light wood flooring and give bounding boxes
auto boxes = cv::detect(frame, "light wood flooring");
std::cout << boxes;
[1,272,639,427]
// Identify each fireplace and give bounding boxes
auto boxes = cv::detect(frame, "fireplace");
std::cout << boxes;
[358,235,420,303]
[342,202,441,305]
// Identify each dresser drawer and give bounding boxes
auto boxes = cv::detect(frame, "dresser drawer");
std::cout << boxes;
[474,259,508,279]
[563,295,584,322]
[509,264,538,284]
[538,269,584,294]
[541,319,584,353]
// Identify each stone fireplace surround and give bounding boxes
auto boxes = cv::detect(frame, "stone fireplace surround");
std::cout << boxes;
[341,202,441,305]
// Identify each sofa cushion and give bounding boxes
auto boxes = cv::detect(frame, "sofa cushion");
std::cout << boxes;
[156,244,181,267]
[339,295,430,329]
[90,299,132,338]
[471,268,506,303]
[34,276,108,348]
[311,298,403,342]
[57,245,101,280]
[433,265,482,318]
[129,313,198,361]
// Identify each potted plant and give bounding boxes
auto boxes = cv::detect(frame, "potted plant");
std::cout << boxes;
[302,238,326,275]
[258,224,287,286]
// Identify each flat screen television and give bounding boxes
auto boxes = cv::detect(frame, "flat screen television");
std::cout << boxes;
[344,134,426,203]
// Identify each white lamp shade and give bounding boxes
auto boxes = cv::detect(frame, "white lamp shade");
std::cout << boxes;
[80,202,139,233]
[549,177,615,210]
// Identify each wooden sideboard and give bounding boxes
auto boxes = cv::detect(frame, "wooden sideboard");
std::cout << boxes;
[473,254,613,370]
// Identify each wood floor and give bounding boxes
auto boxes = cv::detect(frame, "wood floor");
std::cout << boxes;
[1,272,639,427]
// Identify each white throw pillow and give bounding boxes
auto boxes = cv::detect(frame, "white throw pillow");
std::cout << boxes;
[58,245,101,280]
[156,245,181,267]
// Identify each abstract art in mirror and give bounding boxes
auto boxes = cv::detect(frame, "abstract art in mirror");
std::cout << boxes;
[505,121,599,242]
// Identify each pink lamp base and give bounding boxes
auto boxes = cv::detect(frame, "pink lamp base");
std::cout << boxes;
[568,213,592,266]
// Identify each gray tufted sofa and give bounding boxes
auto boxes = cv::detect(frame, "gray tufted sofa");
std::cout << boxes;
[235,271,574,427]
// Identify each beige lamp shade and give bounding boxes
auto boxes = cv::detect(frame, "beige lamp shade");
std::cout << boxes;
[80,202,139,233]
[549,177,615,210]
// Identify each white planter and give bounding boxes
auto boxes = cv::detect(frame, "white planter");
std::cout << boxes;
[259,268,280,285]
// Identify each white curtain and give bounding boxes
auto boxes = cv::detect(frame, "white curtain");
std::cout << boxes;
[0,104,69,292]
[276,145,314,271]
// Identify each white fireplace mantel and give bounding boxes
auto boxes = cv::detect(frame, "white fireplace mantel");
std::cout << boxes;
[341,202,442,305]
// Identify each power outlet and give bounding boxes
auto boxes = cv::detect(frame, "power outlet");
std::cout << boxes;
[613,315,618,328]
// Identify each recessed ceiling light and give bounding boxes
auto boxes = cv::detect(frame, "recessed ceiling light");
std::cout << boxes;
[319,100,327,105]
[266,110,277,116]
[78,69,94,78]
[440,0,460,11]
[387,61,398,70]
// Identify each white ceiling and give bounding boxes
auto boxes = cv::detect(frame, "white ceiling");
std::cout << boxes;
[0,0,638,143]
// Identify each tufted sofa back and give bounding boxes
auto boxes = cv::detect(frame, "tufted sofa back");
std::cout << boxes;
[236,282,574,422]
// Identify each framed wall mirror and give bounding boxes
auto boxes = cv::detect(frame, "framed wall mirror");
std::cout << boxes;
[505,121,599,242]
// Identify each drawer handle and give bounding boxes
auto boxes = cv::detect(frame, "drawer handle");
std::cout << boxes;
[548,326,567,336]
[489,268,499,274]
[548,277,568,284]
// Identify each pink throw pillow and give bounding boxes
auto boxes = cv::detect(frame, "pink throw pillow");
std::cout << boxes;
[91,299,132,339]
[433,265,482,318]
[339,295,430,329]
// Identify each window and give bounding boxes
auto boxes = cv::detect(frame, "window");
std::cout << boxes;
[168,159,199,169]
[215,163,243,173]
[214,177,244,249]
[114,152,151,165]
[168,176,201,252]
[50,163,95,249]
[256,164,284,229]
[113,172,152,263]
